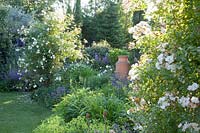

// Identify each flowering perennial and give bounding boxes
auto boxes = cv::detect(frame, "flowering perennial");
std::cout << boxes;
[128,63,139,81]
[155,44,177,72]
[128,21,151,40]
[178,122,200,132]
[158,93,176,109]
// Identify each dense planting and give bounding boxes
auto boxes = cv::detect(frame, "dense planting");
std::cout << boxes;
[0,0,199,132]
[126,0,200,132]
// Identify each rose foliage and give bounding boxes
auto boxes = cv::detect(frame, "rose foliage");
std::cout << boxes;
[126,0,200,132]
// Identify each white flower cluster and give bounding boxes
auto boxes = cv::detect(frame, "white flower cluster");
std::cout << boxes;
[128,21,151,40]
[27,37,39,52]
[155,44,177,72]
[187,83,199,91]
[157,43,168,52]
[178,96,190,108]
[128,97,146,113]
[174,83,199,108]
[18,57,25,62]
[25,35,58,71]
[158,91,199,109]
[33,84,37,88]
[145,0,163,20]
[178,96,199,108]
[122,0,144,13]
[155,53,176,72]
[122,0,133,13]
[133,123,143,131]
[17,57,26,68]
[128,63,139,81]
[39,77,44,82]
[191,97,200,104]
[55,76,62,81]
[158,93,176,109]
[98,65,112,77]
[178,122,200,132]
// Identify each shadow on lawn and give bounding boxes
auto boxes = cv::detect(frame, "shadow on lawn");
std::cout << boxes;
[0,92,51,133]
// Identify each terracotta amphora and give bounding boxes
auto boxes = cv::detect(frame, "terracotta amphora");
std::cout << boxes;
[115,55,130,80]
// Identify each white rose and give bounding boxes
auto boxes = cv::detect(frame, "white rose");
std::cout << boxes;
[187,83,199,91]
[191,97,199,104]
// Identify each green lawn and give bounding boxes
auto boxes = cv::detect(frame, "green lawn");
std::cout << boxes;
[0,92,51,133]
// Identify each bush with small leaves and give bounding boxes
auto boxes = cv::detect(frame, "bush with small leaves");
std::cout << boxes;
[18,10,82,89]
[33,115,66,133]
[65,116,110,133]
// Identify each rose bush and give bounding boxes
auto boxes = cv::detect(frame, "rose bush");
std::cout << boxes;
[125,0,200,132]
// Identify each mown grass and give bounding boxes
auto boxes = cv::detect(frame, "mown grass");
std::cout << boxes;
[0,92,51,133]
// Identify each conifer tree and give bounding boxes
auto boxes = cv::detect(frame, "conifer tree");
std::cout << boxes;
[95,2,127,48]
[82,0,131,47]
[73,0,82,26]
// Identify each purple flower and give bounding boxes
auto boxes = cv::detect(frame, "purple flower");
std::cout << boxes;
[56,86,67,94]
[95,53,100,62]
[16,38,25,47]
[102,55,109,64]
[111,74,129,89]
[7,69,20,80]
[50,86,70,99]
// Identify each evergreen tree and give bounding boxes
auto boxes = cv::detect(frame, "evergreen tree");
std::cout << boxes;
[82,0,131,47]
[95,2,127,48]
[67,3,72,14]
[82,0,96,46]
[73,0,82,26]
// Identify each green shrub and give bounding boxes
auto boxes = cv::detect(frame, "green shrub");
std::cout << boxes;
[32,85,70,108]
[86,73,110,90]
[99,84,130,100]
[83,93,127,123]
[0,80,9,92]
[33,115,66,133]
[128,49,141,64]
[108,48,129,65]
[63,63,97,89]
[54,89,128,123]
[85,40,111,69]
[53,89,89,122]
[0,5,32,91]
[65,116,110,133]
[127,0,200,132]
[108,48,140,66]
[85,40,111,57]
[55,62,110,90]
[65,116,88,133]
[34,115,111,133]
[18,10,82,89]
[0,5,11,82]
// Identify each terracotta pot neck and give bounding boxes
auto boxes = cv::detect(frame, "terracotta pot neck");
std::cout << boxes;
[118,55,128,61]
[118,55,128,58]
